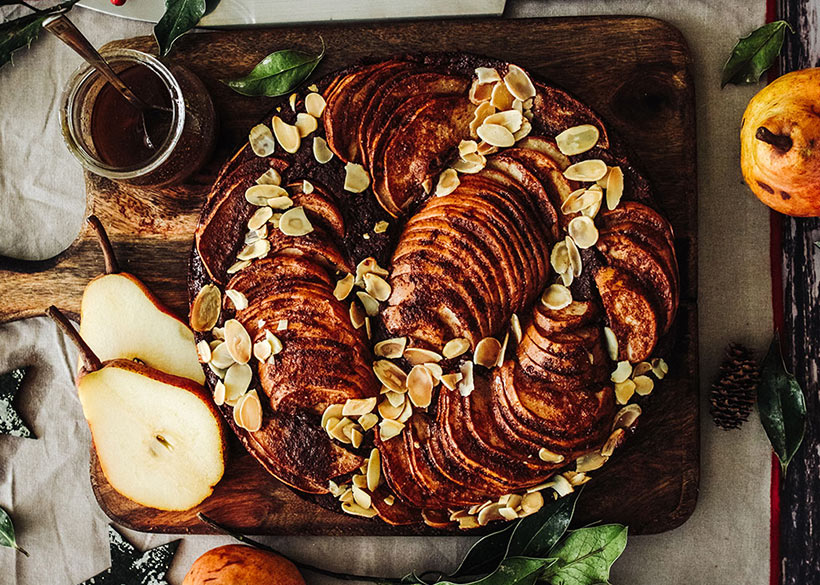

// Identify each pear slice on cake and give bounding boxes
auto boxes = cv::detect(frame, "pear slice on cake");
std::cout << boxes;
[79,216,205,384]
[48,306,226,511]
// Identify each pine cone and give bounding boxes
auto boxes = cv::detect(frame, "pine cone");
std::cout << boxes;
[710,343,759,430]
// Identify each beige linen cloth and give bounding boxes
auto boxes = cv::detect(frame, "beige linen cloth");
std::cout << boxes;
[0,1,774,584]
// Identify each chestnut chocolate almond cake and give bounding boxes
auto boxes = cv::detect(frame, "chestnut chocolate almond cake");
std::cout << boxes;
[189,53,679,530]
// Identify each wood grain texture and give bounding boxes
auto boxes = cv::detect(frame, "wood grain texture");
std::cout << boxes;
[775,1,820,581]
[0,16,699,535]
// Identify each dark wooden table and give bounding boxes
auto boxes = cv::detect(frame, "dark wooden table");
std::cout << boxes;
[775,0,820,582]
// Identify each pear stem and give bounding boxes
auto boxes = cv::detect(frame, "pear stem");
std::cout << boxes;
[755,127,792,153]
[46,305,102,372]
[196,513,405,584]
[86,215,119,275]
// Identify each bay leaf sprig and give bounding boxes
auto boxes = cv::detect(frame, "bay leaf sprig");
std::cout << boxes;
[721,20,793,87]
[153,0,206,57]
[0,0,79,69]
[0,506,28,557]
[757,334,807,473]
[199,487,628,585]
[223,39,325,98]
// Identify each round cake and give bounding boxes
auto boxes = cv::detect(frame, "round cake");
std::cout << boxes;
[189,53,679,529]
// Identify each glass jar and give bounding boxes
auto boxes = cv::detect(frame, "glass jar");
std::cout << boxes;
[60,48,216,188]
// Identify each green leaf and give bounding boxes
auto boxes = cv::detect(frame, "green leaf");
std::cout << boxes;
[757,335,807,473]
[721,21,793,87]
[814,241,820,250]
[0,506,28,556]
[541,525,627,585]
[438,557,555,585]
[507,489,580,558]
[223,40,325,97]
[153,0,206,58]
[0,0,79,69]
[449,522,517,578]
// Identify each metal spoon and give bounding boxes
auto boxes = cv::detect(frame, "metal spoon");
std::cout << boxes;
[43,14,166,150]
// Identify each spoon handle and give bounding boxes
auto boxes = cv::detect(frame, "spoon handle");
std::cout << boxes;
[43,14,150,111]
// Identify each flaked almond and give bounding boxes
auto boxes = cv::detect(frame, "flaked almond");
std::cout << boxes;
[378,397,403,420]
[469,78,494,104]
[342,397,377,417]
[615,379,636,404]
[613,403,642,430]
[452,152,486,174]
[272,116,301,153]
[210,342,235,369]
[568,216,599,249]
[459,139,479,157]
[423,362,443,381]
[224,319,252,364]
[477,140,498,155]
[611,360,633,383]
[651,357,669,379]
[209,363,227,379]
[458,361,474,396]
[225,289,249,311]
[634,375,654,396]
[510,313,523,344]
[477,502,503,526]
[604,327,618,361]
[469,101,496,137]
[295,112,317,137]
[322,404,344,428]
[342,501,377,518]
[276,319,288,331]
[606,166,624,210]
[349,301,365,329]
[278,206,314,237]
[422,177,433,194]
[565,235,582,277]
[363,272,391,301]
[350,427,364,448]
[435,168,460,197]
[475,66,501,84]
[541,284,572,310]
[576,452,608,473]
[499,507,518,521]
[503,64,536,101]
[601,428,626,457]
[477,123,515,148]
[497,332,509,367]
[256,168,281,186]
[305,92,326,117]
[355,257,389,285]
[550,241,570,274]
[374,220,389,233]
[233,392,248,428]
[191,284,221,332]
[490,80,514,110]
[224,363,252,405]
[373,359,406,392]
[555,124,600,156]
[404,347,443,365]
[359,412,378,431]
[248,206,274,231]
[483,109,524,133]
[374,337,407,359]
[441,372,463,390]
[379,418,405,441]
[520,491,544,515]
[474,337,502,368]
[238,389,262,432]
[268,196,295,211]
[212,326,225,340]
[333,273,354,300]
[302,180,314,194]
[560,268,574,288]
[249,124,275,157]
[538,447,565,463]
[563,159,608,182]
[512,119,532,141]
[288,93,297,111]
[237,239,271,261]
[385,390,405,409]
[313,136,334,164]
[196,339,212,363]
[564,471,591,486]
[407,365,434,408]
[344,162,370,193]
[561,185,603,215]
[213,380,226,406]
[253,339,272,362]
[328,417,353,444]
[633,361,652,377]
[265,330,283,355]
[367,448,381,491]
[356,291,380,316]
[443,337,471,359]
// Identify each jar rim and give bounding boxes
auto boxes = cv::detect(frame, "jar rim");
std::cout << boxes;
[59,48,186,180]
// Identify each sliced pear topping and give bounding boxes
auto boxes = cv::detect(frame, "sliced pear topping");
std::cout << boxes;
[191,284,221,332]
[563,159,608,182]
[404,347,443,365]
[474,337,502,368]
[256,168,281,185]
[363,273,391,301]
[610,360,633,384]
[373,359,406,393]
[272,115,301,153]
[333,273,355,301]
[374,337,407,359]
[435,168,460,197]
[538,447,565,463]
[245,184,289,206]
[407,365,434,408]
[313,136,334,164]
[477,123,515,148]
[441,372,463,391]
[503,64,536,101]
[237,389,262,432]
[224,362,252,405]
[378,418,405,441]
[344,162,370,193]
[305,92,327,117]
[555,124,600,156]
[568,216,599,248]
[224,289,249,311]
[278,206,314,236]
[475,66,501,84]
[249,124,275,157]
[295,112,318,137]
[442,337,470,359]
[606,166,625,210]
[237,239,271,261]
[541,284,572,310]
[224,319,252,364]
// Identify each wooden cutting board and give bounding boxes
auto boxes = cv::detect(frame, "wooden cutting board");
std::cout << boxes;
[0,16,698,535]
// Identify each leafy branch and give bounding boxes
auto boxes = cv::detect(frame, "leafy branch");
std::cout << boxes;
[0,0,79,69]
[0,506,28,556]
[721,20,793,87]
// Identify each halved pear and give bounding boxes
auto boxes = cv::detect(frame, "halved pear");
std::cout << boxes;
[48,306,227,511]
[79,216,205,384]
